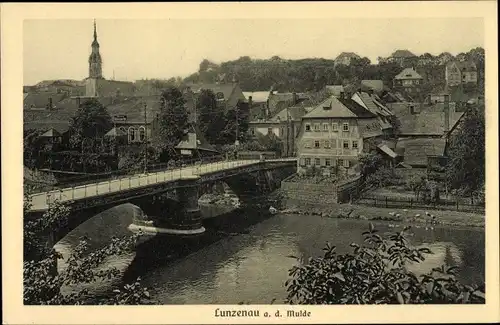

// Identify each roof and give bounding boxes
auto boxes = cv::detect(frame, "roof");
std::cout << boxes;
[104,127,127,137]
[353,92,393,117]
[396,138,447,166]
[394,68,423,80]
[446,60,477,72]
[391,50,416,58]
[360,80,384,94]
[106,96,162,123]
[23,92,68,109]
[377,144,398,158]
[188,83,237,101]
[175,125,218,153]
[335,52,360,61]
[358,118,384,138]
[24,109,76,133]
[271,105,307,122]
[303,95,375,119]
[40,128,62,137]
[398,110,465,136]
[243,91,271,103]
[325,85,345,96]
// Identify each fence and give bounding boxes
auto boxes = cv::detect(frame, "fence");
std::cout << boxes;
[355,195,485,213]
[28,157,296,210]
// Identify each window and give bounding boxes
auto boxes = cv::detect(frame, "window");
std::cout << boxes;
[267,128,273,135]
[343,159,350,168]
[304,141,311,148]
[314,140,320,148]
[314,158,320,166]
[300,158,306,166]
[324,140,330,148]
[314,124,320,132]
[322,123,329,131]
[338,159,343,167]
[342,123,349,131]
[352,140,358,149]
[332,123,339,132]
[139,126,146,142]
[325,158,331,166]
[305,158,311,166]
[343,141,349,149]
[305,124,311,132]
[128,127,136,143]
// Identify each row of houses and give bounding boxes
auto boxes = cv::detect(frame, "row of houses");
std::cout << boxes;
[246,79,471,177]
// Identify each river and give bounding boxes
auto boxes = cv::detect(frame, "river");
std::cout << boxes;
[54,203,485,304]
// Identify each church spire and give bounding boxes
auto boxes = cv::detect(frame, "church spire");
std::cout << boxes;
[88,19,103,79]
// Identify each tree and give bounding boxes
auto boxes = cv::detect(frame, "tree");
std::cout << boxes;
[286,224,485,304]
[151,87,189,162]
[68,99,112,150]
[23,195,152,305]
[197,89,226,144]
[220,100,250,144]
[23,129,46,169]
[445,108,485,195]
[358,152,384,179]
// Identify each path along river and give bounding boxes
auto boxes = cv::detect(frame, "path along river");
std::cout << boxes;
[54,203,485,304]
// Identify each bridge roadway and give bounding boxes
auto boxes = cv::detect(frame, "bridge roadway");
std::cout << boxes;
[28,158,296,212]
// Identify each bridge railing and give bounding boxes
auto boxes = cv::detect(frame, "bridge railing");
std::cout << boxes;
[28,157,297,210]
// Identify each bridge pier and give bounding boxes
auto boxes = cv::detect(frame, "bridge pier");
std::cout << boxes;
[128,177,205,236]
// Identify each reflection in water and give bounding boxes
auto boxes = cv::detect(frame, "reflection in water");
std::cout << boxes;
[55,204,485,304]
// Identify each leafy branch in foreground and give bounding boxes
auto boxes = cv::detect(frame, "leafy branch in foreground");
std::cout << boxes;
[23,195,153,305]
[285,224,485,304]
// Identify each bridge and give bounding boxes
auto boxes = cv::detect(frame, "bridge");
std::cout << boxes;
[26,158,297,242]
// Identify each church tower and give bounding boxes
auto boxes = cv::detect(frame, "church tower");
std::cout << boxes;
[86,20,103,97]
[88,20,103,79]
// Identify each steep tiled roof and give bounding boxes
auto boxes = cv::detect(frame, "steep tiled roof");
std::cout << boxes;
[303,95,374,119]
[391,50,416,58]
[394,68,423,80]
[398,110,464,136]
[396,138,446,166]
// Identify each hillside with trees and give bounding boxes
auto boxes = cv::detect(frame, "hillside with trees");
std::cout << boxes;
[183,48,484,93]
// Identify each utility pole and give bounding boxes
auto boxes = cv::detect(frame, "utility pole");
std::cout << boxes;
[286,106,290,157]
[143,102,148,174]
[234,102,240,147]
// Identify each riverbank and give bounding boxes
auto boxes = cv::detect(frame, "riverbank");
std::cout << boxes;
[280,203,485,228]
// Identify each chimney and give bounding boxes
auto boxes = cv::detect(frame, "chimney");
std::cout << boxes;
[292,92,298,105]
[248,95,253,108]
[444,94,450,133]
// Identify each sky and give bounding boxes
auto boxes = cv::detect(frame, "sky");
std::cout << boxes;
[23,18,484,86]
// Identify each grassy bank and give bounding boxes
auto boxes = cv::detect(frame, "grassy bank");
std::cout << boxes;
[280,203,485,228]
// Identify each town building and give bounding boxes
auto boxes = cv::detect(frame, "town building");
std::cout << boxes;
[243,91,273,119]
[393,68,423,94]
[267,91,309,117]
[445,60,478,87]
[385,49,418,67]
[334,52,361,66]
[296,93,388,175]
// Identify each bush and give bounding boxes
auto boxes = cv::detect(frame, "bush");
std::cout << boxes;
[285,224,484,304]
